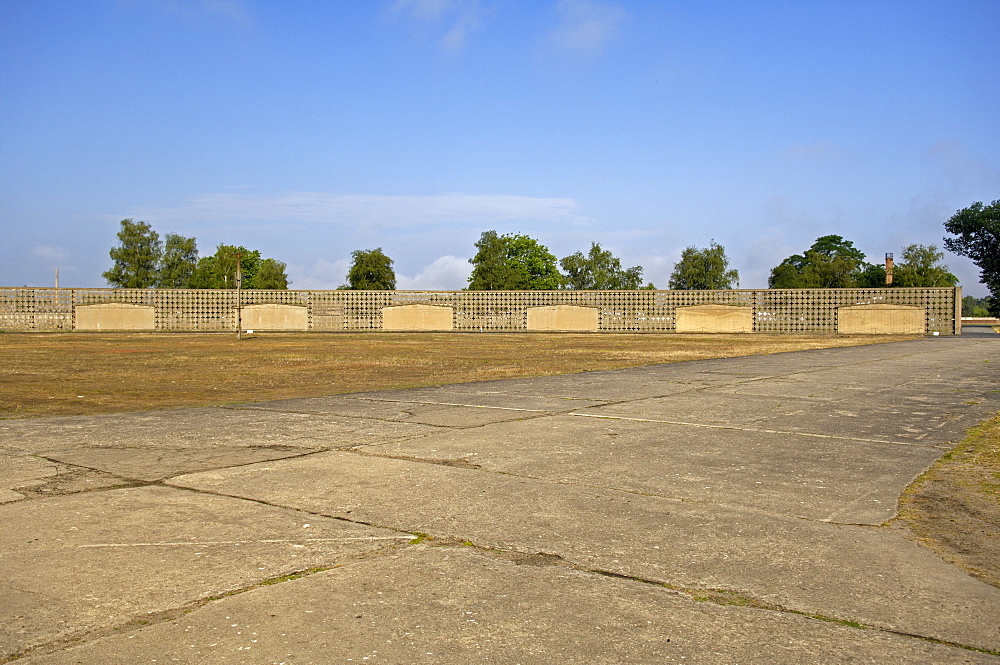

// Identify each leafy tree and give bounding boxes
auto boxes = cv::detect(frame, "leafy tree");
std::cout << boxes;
[668,241,739,290]
[768,235,868,288]
[103,219,162,288]
[944,200,1000,316]
[468,231,563,290]
[856,262,888,288]
[560,243,647,289]
[346,248,396,290]
[250,258,290,289]
[892,244,958,288]
[962,295,991,318]
[156,233,199,288]
[190,245,263,289]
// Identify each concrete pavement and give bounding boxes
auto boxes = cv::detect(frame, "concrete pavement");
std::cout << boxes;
[1,335,999,663]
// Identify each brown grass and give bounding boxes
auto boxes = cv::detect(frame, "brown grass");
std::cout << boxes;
[896,414,1000,588]
[0,331,914,419]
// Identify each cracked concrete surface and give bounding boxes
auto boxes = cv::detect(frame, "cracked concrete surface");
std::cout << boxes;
[1,336,999,663]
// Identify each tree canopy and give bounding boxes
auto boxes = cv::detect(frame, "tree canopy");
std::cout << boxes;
[768,235,870,288]
[103,219,162,288]
[668,241,739,290]
[345,248,396,290]
[104,219,289,289]
[156,233,199,288]
[962,295,991,318]
[560,243,648,289]
[467,231,563,290]
[944,200,1000,315]
[892,244,958,288]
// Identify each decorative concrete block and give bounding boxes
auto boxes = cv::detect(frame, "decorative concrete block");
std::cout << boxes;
[74,304,155,331]
[241,304,309,331]
[837,304,925,335]
[382,305,454,331]
[526,305,598,332]
[675,305,753,333]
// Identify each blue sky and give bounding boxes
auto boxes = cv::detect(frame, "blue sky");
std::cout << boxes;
[2,1,997,295]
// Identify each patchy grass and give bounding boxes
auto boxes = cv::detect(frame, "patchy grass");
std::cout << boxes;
[0,332,915,419]
[897,413,1000,588]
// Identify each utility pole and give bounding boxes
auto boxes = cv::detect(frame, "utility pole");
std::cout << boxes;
[235,252,243,340]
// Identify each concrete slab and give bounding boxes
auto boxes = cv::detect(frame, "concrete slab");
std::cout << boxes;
[0,451,62,503]
[366,414,943,523]
[0,486,410,660]
[578,392,818,428]
[18,545,996,665]
[372,371,736,402]
[37,445,319,482]
[235,392,602,428]
[0,407,442,453]
[3,336,1000,662]
[169,449,1000,652]
[0,449,127,501]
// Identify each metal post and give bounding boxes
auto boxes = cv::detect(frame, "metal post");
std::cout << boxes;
[235,252,243,340]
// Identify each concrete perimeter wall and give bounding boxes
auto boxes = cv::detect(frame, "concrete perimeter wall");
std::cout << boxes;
[0,287,961,335]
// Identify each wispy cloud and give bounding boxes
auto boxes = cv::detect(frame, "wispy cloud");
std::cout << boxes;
[549,0,628,57]
[31,245,69,263]
[132,191,594,229]
[388,0,490,52]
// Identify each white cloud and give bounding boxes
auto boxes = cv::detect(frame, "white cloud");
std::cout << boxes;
[396,255,471,290]
[550,0,627,56]
[287,258,351,290]
[388,0,489,52]
[132,191,594,229]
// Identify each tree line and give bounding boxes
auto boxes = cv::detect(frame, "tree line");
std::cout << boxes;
[103,199,997,314]
[344,231,963,293]
[103,219,289,289]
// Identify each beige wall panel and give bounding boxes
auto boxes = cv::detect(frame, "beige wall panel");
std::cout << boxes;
[526,305,598,332]
[75,304,155,331]
[382,305,454,331]
[675,305,753,333]
[838,304,925,335]
[241,304,308,331]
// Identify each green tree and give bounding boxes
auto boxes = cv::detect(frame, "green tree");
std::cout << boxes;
[346,248,396,290]
[103,219,162,288]
[560,243,646,289]
[156,233,199,288]
[249,258,290,289]
[668,241,739,290]
[892,244,958,288]
[768,235,868,288]
[856,262,888,288]
[190,245,263,289]
[944,200,1000,316]
[962,295,991,317]
[467,231,563,290]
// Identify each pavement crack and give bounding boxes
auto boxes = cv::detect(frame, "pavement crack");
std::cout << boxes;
[348,448,482,469]
[423,539,1000,657]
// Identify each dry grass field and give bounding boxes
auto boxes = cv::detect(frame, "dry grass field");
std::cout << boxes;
[0,331,915,419]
